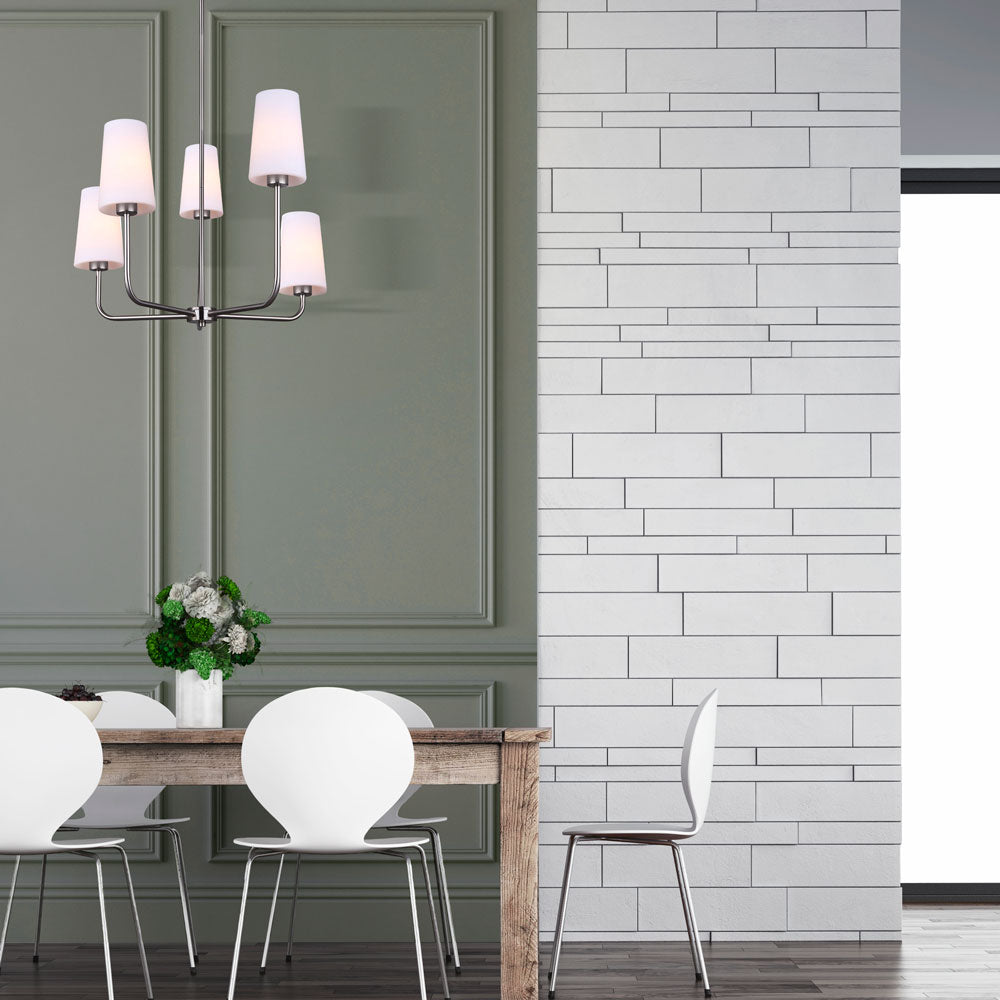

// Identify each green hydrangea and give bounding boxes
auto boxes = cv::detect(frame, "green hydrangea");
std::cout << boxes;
[185,616,214,643]
[162,599,185,620]
[231,633,261,667]
[216,575,242,603]
[212,643,234,681]
[155,622,190,668]
[241,609,271,628]
[145,633,164,667]
[187,648,216,680]
[154,586,171,607]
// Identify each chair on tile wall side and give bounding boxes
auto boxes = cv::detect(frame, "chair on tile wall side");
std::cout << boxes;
[547,689,720,998]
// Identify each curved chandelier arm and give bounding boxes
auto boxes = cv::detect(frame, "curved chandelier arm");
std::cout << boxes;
[215,293,307,322]
[95,269,190,322]
[210,181,283,318]
[120,213,194,318]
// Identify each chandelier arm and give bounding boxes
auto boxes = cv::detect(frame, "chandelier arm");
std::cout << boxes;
[120,212,193,317]
[95,269,190,322]
[210,181,283,317]
[214,293,307,322]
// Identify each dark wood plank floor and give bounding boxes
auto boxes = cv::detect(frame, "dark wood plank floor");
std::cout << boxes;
[0,906,995,999]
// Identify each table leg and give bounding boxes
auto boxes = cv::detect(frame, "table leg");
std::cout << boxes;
[500,741,540,1000]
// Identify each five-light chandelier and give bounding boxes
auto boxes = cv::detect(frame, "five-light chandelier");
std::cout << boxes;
[72,0,325,329]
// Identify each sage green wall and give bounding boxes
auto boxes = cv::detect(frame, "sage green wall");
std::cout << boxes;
[0,0,536,944]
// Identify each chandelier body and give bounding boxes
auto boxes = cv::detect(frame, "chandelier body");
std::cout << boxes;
[73,0,326,330]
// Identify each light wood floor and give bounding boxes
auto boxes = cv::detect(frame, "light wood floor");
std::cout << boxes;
[0,906,994,998]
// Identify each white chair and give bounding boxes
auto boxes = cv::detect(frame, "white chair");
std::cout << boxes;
[0,688,152,1000]
[36,691,198,973]
[547,690,719,999]
[262,688,461,974]
[229,687,449,1000]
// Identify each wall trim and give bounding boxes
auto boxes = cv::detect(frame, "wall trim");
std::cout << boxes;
[0,646,535,666]
[0,882,501,903]
[0,11,162,631]
[207,10,496,627]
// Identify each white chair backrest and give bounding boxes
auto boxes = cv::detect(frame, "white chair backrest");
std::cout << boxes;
[241,688,415,852]
[77,692,177,826]
[0,688,104,852]
[359,690,433,822]
[360,690,433,730]
[680,690,719,834]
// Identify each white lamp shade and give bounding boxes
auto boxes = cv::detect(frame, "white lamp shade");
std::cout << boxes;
[248,89,306,187]
[98,119,156,216]
[179,144,224,219]
[74,187,123,270]
[279,211,326,295]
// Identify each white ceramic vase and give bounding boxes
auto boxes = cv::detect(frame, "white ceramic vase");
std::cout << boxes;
[175,668,223,728]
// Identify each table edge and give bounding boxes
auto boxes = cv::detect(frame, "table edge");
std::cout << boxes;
[99,726,552,744]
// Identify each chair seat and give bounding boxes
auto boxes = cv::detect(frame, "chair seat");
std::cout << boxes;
[63,816,190,831]
[233,834,429,854]
[15,837,126,855]
[383,816,448,828]
[563,822,695,842]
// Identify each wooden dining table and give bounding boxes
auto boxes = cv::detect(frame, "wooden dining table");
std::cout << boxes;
[98,725,551,1000]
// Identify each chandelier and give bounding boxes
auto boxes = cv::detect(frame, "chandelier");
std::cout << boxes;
[72,0,325,330]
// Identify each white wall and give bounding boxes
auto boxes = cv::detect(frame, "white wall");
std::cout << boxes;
[537,0,901,940]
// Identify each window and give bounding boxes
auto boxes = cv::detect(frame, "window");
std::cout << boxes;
[901,182,1000,896]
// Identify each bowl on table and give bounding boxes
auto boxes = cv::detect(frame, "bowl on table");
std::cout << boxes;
[69,700,103,723]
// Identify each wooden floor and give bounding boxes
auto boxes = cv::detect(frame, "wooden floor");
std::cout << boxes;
[0,906,995,999]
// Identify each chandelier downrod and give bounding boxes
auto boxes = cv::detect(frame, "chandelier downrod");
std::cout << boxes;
[73,0,326,330]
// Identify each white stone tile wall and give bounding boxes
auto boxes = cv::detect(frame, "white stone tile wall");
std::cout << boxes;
[537,0,901,940]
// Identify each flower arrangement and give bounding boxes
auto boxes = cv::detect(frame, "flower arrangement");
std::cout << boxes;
[145,572,271,681]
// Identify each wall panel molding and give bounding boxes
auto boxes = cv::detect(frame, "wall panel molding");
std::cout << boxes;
[0,10,162,631]
[208,10,495,627]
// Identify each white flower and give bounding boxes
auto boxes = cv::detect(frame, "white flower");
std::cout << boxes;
[210,595,235,629]
[223,623,251,654]
[183,586,221,622]
[168,582,191,603]
[186,571,213,591]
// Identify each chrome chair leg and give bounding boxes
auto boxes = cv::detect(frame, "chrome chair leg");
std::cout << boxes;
[74,852,115,1000]
[166,828,198,971]
[547,835,578,999]
[672,844,711,997]
[285,854,301,963]
[262,850,302,966]
[428,827,460,972]
[229,851,255,1000]
[0,855,20,974]
[670,842,701,983]
[391,823,459,971]
[259,853,285,973]
[402,855,428,1000]
[414,845,450,999]
[228,849,275,1000]
[32,854,45,963]
[111,846,153,1000]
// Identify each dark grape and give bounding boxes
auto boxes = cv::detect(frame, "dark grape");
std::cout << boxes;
[59,684,102,702]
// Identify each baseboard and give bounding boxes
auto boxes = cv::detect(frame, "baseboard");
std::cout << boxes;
[903,883,1000,904]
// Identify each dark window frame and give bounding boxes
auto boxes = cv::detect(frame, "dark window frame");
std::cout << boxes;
[903,883,1000,904]
[902,166,1000,192]
[900,166,1000,904]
